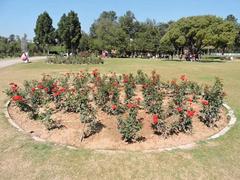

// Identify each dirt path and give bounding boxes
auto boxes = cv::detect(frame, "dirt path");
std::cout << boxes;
[0,56,47,69]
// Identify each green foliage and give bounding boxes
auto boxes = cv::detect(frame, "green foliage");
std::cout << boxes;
[47,55,103,64]
[4,70,226,143]
[123,74,135,101]
[135,70,149,84]
[161,15,238,54]
[94,77,111,107]
[80,105,100,139]
[200,78,225,127]
[57,11,81,54]
[0,35,21,58]
[90,11,128,54]
[118,107,142,142]
[39,109,62,130]
[34,11,55,54]
[173,82,188,105]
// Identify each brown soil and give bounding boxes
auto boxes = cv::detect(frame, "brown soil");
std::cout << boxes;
[8,101,228,151]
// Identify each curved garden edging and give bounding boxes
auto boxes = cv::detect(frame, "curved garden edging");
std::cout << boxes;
[4,101,237,153]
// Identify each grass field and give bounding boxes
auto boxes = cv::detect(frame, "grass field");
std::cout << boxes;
[0,58,240,179]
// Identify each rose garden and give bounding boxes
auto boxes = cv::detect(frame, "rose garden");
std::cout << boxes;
[1,2,240,178]
[4,67,229,150]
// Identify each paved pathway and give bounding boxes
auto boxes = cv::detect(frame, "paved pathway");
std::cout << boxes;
[0,56,47,69]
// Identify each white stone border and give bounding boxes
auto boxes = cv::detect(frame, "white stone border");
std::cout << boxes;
[4,101,237,153]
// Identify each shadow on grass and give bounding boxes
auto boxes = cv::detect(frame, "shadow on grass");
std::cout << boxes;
[162,59,227,63]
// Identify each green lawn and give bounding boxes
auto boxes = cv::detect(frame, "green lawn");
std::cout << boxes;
[0,58,240,179]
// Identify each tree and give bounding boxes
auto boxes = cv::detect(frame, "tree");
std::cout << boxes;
[119,11,138,39]
[90,11,128,56]
[34,11,55,54]
[133,20,170,56]
[212,20,238,54]
[119,11,140,56]
[79,31,90,51]
[57,11,81,54]
[160,15,238,55]
[226,14,238,23]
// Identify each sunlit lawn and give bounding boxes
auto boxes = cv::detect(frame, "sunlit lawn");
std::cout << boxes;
[0,58,240,179]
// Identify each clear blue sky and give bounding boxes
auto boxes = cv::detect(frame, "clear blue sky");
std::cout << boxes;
[0,0,239,40]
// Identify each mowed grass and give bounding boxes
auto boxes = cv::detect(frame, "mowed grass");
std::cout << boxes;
[0,58,240,179]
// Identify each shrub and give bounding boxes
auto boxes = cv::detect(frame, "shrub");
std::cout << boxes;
[39,109,62,130]
[94,78,111,107]
[152,102,195,137]
[200,78,225,127]
[142,82,163,116]
[80,105,100,140]
[118,105,142,142]
[123,74,136,102]
[176,106,194,133]
[135,70,149,84]
[61,89,88,112]
[151,114,169,138]
[47,55,104,64]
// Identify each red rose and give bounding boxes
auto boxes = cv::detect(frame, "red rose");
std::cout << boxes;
[123,79,128,83]
[187,110,195,118]
[180,75,187,81]
[177,107,183,113]
[12,95,23,101]
[44,88,49,92]
[31,88,36,92]
[188,98,193,103]
[153,114,158,125]
[37,84,44,89]
[53,91,61,97]
[113,82,118,87]
[59,88,66,93]
[111,104,117,110]
[202,100,209,105]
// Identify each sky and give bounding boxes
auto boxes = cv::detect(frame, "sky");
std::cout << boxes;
[0,0,239,40]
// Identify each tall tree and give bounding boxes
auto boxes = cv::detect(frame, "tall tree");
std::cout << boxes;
[119,11,139,55]
[119,11,138,39]
[34,11,55,54]
[58,11,81,54]
[90,11,127,55]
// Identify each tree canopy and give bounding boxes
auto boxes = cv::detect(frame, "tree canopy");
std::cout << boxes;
[58,11,81,54]
[34,11,55,54]
[161,15,238,54]
[30,11,240,57]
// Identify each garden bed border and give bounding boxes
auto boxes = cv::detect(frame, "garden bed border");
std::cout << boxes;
[4,100,237,153]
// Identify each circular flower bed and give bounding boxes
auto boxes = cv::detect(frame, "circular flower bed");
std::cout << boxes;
[4,70,229,150]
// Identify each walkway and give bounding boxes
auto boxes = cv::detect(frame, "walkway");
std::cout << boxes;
[0,56,47,69]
